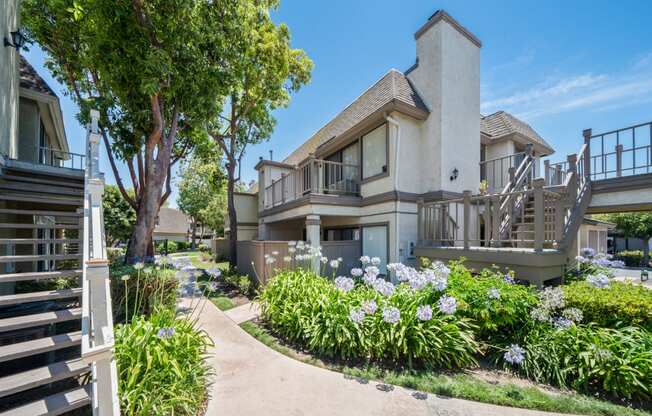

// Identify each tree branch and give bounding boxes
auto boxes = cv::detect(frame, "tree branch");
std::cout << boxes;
[100,130,137,209]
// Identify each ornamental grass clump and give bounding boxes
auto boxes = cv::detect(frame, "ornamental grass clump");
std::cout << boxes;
[259,266,479,369]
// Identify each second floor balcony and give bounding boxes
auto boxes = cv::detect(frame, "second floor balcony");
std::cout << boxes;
[263,158,360,209]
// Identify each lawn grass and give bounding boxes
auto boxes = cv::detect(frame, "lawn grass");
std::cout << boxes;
[211,296,236,311]
[240,320,651,416]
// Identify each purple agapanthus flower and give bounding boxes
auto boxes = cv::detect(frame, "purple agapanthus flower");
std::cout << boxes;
[416,305,433,321]
[437,295,457,315]
[349,308,365,324]
[334,276,355,292]
[361,300,377,315]
[157,327,176,339]
[382,306,401,324]
[504,344,525,365]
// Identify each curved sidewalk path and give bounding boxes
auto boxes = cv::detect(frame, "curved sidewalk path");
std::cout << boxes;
[184,298,572,416]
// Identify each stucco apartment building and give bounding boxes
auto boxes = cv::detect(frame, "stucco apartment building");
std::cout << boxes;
[229,10,646,283]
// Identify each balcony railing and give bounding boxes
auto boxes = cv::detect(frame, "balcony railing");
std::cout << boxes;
[39,146,86,170]
[480,148,530,194]
[264,158,360,209]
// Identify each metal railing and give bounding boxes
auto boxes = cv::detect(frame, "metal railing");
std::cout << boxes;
[81,110,120,416]
[585,121,652,180]
[38,146,86,170]
[480,151,526,193]
[264,158,360,209]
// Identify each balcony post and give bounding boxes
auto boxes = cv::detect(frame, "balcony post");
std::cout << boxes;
[533,178,545,252]
[417,198,424,245]
[543,160,550,185]
[567,153,578,205]
[583,128,592,180]
[463,191,471,249]
[491,194,501,247]
[305,215,321,274]
[615,144,623,177]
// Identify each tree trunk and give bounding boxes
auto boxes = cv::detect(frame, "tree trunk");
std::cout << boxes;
[126,172,165,262]
[227,163,238,268]
[191,220,197,250]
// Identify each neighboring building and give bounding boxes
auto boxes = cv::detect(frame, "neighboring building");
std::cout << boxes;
[225,191,259,241]
[237,9,652,285]
[153,207,191,242]
[577,217,614,256]
[0,2,117,410]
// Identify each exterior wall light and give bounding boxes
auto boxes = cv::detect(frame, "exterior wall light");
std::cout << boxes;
[4,29,26,51]
[450,167,459,181]
[642,269,649,282]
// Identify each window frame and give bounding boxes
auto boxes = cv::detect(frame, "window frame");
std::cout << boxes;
[360,122,389,183]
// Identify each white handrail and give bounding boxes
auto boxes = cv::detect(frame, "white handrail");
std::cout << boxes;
[81,110,120,416]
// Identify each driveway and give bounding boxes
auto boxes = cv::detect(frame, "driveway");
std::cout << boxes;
[182,298,572,416]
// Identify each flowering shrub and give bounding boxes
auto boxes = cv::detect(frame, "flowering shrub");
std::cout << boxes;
[259,268,478,368]
[115,308,213,414]
[520,323,652,399]
[566,248,624,281]
[612,250,645,267]
[445,263,538,341]
[563,280,652,331]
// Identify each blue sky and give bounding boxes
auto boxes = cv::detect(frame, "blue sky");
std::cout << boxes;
[24,0,652,206]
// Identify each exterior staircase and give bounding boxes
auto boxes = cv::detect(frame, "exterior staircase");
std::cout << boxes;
[0,165,91,414]
[0,111,119,415]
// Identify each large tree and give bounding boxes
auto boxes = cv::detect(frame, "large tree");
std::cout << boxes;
[177,151,226,248]
[208,2,313,266]
[22,0,243,261]
[598,212,652,266]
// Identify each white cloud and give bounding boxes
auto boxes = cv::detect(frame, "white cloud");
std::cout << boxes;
[481,50,652,120]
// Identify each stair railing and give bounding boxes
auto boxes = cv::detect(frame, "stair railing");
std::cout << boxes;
[81,110,120,416]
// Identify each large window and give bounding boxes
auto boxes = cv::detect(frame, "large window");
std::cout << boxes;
[362,124,387,180]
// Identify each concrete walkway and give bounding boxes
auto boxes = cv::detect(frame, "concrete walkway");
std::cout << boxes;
[182,298,572,416]
[224,301,261,324]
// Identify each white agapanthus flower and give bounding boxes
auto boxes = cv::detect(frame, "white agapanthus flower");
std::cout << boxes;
[334,276,355,292]
[349,308,365,324]
[504,344,526,365]
[382,306,401,324]
[437,295,457,315]
[361,299,377,315]
[288,247,296,254]
[373,278,395,296]
[487,288,501,300]
[359,255,371,265]
[320,256,329,264]
[134,262,144,270]
[562,307,583,323]
[329,259,340,269]
[288,241,297,247]
[553,317,573,330]
[265,256,276,265]
[272,251,279,256]
[530,307,550,322]
[416,305,433,321]
[370,257,381,266]
[350,268,363,277]
[586,273,610,289]
[283,256,292,263]
[539,287,565,310]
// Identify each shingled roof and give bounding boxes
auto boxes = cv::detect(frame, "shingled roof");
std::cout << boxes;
[481,111,554,155]
[19,56,57,97]
[283,69,428,165]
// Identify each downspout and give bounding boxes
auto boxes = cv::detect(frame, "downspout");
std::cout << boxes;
[386,115,401,266]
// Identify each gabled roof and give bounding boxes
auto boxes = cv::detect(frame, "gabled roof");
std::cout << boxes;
[283,69,428,165]
[481,111,554,155]
[19,56,57,97]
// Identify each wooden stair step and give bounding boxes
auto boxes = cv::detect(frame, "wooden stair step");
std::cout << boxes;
[0,223,80,230]
[0,182,84,196]
[0,308,81,333]
[0,174,85,189]
[0,208,81,217]
[0,254,82,263]
[0,270,82,283]
[0,288,82,307]
[0,385,91,416]
[0,194,82,206]
[0,358,89,399]
[0,238,81,245]
[0,331,82,363]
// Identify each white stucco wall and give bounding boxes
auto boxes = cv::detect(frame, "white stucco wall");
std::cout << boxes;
[407,17,481,195]
[0,0,19,158]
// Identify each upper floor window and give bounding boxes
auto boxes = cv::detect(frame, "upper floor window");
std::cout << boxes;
[362,123,387,180]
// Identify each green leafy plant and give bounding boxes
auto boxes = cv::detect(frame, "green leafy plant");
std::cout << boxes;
[259,269,478,368]
[613,250,644,267]
[563,281,652,330]
[521,323,652,399]
[446,262,538,342]
[115,308,213,415]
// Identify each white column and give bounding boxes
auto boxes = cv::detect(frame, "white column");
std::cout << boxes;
[305,215,321,274]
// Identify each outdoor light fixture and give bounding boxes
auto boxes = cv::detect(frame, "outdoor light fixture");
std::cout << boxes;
[4,29,26,51]
[642,269,649,282]
[450,167,459,181]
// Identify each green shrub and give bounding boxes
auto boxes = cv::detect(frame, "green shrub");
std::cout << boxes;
[222,270,254,297]
[613,250,644,267]
[563,281,652,330]
[198,243,210,252]
[110,263,179,322]
[155,240,178,254]
[259,269,479,368]
[521,323,652,399]
[115,308,213,415]
[107,247,126,263]
[176,241,189,251]
[446,262,538,342]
